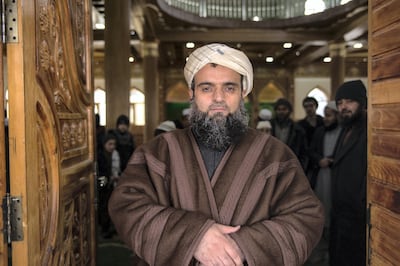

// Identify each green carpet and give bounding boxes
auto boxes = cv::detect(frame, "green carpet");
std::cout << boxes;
[97,235,134,266]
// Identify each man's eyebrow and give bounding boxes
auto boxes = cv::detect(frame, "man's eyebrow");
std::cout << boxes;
[196,81,213,87]
[197,81,240,87]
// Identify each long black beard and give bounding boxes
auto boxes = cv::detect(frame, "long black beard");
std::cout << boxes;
[189,100,249,151]
[340,104,363,127]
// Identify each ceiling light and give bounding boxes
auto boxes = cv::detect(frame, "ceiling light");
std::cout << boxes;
[323,57,332,63]
[265,57,274,63]
[353,42,363,49]
[304,0,326,15]
[186,42,195,49]
[128,56,135,63]
[283,43,292,49]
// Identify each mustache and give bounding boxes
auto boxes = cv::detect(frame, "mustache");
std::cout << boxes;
[208,103,228,109]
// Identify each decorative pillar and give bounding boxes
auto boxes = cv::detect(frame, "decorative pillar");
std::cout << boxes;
[329,42,346,100]
[141,41,159,143]
[104,0,131,129]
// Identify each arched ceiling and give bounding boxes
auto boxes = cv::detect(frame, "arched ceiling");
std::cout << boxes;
[92,0,368,69]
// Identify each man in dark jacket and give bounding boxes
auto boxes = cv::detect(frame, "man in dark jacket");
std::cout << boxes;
[112,114,135,172]
[330,80,367,266]
[270,98,308,170]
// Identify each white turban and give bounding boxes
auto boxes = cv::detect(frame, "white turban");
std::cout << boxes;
[325,100,338,111]
[258,109,272,121]
[156,120,176,132]
[184,43,254,96]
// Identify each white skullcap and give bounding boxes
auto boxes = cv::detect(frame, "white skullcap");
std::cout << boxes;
[256,121,272,129]
[184,43,254,97]
[258,109,272,121]
[182,108,190,116]
[325,101,338,111]
[156,120,176,132]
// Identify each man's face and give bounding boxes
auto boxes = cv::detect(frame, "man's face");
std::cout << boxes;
[323,107,337,127]
[275,105,291,121]
[337,99,361,125]
[117,123,129,133]
[303,101,317,116]
[189,64,243,119]
[104,139,116,153]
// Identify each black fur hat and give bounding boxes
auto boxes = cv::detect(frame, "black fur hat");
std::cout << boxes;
[335,80,367,107]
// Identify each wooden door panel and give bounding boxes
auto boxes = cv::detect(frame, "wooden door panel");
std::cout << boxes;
[0,36,8,265]
[6,0,95,265]
[368,0,400,264]
[369,205,400,263]
[369,156,400,187]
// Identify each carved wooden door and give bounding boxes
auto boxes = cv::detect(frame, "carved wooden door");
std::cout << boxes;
[4,0,96,265]
[368,0,400,264]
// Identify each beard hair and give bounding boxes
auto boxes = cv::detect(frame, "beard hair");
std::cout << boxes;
[340,104,362,126]
[189,100,249,151]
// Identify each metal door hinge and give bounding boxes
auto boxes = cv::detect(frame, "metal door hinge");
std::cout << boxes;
[2,194,23,243]
[1,0,19,43]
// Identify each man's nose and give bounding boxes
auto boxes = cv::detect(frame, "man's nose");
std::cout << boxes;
[213,87,225,101]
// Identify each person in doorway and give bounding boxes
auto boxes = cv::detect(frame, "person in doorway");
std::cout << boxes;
[109,43,324,265]
[298,96,324,144]
[330,80,367,266]
[112,114,135,173]
[270,98,308,170]
[97,132,120,238]
[306,101,342,265]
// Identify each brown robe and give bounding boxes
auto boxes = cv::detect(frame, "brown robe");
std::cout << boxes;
[108,127,324,266]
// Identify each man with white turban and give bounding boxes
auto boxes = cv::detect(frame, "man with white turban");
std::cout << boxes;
[109,43,324,266]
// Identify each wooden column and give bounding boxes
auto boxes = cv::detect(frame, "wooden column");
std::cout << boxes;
[104,0,131,129]
[329,42,346,99]
[141,41,159,142]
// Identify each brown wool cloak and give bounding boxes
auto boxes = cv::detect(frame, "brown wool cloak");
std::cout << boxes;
[108,127,324,266]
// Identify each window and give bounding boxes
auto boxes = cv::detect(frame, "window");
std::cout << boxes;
[130,88,145,126]
[308,87,328,116]
[94,88,106,125]
[94,87,145,126]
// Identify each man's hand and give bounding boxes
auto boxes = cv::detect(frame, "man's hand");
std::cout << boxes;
[319,157,333,168]
[194,223,244,266]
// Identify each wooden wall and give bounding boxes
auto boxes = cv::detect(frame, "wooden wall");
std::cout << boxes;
[368,0,400,264]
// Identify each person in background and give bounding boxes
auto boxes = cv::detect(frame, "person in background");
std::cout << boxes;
[257,108,272,122]
[256,108,272,134]
[306,101,342,265]
[112,114,135,173]
[95,113,106,152]
[154,120,177,136]
[298,97,324,144]
[97,132,120,238]
[109,43,324,265]
[181,107,191,128]
[330,80,367,266]
[256,121,272,134]
[270,98,308,170]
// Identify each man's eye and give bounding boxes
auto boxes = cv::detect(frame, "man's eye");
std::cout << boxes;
[201,87,212,92]
[225,87,237,93]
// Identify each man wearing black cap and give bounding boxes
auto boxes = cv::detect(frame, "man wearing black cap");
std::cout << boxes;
[330,80,367,266]
[270,98,308,170]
